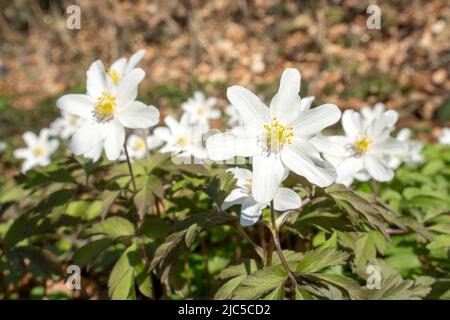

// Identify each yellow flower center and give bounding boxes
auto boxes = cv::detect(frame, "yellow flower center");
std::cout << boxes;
[94,92,117,123]
[353,136,372,155]
[33,146,44,157]
[133,139,145,151]
[69,115,78,126]
[176,135,189,147]
[263,117,294,151]
[107,69,121,85]
[196,105,207,116]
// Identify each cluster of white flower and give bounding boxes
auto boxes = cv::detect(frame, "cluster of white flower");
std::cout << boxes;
[8,55,450,226]
[206,68,431,226]
[312,103,424,186]
[153,91,220,161]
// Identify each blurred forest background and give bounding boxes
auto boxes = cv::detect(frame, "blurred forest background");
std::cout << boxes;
[0,0,449,147]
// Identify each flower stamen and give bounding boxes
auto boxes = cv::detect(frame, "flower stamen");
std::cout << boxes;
[107,69,121,85]
[263,117,294,152]
[353,136,372,155]
[93,92,117,123]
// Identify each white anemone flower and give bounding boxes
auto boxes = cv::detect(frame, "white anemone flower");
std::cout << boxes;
[389,128,424,169]
[361,102,398,129]
[319,110,407,185]
[106,49,146,86]
[439,128,450,145]
[181,91,220,128]
[154,113,207,160]
[222,168,301,227]
[206,68,341,203]
[57,60,160,162]
[224,104,244,128]
[122,133,163,160]
[13,129,59,173]
[50,111,84,139]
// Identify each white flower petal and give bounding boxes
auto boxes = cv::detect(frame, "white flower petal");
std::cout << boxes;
[273,187,301,211]
[116,68,145,105]
[86,60,107,99]
[153,127,173,143]
[116,102,159,129]
[23,132,37,147]
[69,124,102,156]
[342,110,364,140]
[364,154,394,181]
[372,137,407,155]
[227,86,270,129]
[22,158,38,173]
[240,198,267,227]
[57,94,94,119]
[299,96,315,111]
[103,121,126,160]
[281,140,336,187]
[206,126,259,161]
[222,188,249,210]
[14,148,31,159]
[251,154,285,203]
[291,104,341,138]
[84,142,103,162]
[270,68,301,124]
[124,49,146,74]
[110,58,127,76]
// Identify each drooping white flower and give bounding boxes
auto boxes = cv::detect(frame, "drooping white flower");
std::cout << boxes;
[154,113,207,160]
[317,110,406,186]
[222,168,301,226]
[49,111,84,139]
[388,128,424,169]
[206,68,341,203]
[13,129,59,173]
[361,102,398,129]
[57,60,160,161]
[106,49,146,86]
[225,104,244,128]
[181,91,220,128]
[439,128,450,145]
[122,132,162,160]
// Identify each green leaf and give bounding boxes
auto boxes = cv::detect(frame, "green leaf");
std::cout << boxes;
[108,245,137,300]
[427,235,450,251]
[231,265,287,300]
[85,216,135,238]
[72,237,115,268]
[296,248,349,273]
[366,274,433,300]
[354,230,387,268]
[302,273,365,300]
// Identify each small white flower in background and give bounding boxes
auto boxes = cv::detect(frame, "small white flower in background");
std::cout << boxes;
[121,132,162,160]
[206,68,341,203]
[50,111,84,139]
[439,128,450,145]
[154,113,208,160]
[224,104,244,128]
[181,91,220,128]
[0,141,6,153]
[13,129,59,173]
[361,102,398,129]
[222,168,301,227]
[57,60,160,162]
[388,128,424,169]
[106,49,146,86]
[317,109,406,186]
